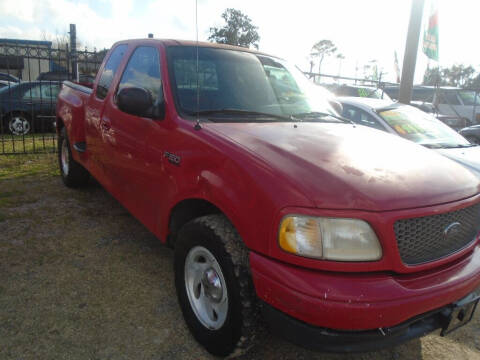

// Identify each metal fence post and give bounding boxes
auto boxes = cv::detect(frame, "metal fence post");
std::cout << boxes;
[69,24,77,81]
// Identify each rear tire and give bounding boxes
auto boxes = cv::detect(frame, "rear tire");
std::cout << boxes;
[174,214,258,357]
[58,127,89,188]
[6,113,31,135]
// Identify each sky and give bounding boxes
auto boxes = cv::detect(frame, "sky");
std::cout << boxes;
[0,0,478,83]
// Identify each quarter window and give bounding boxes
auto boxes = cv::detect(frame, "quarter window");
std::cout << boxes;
[96,44,128,100]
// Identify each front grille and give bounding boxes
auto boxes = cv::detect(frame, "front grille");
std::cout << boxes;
[394,203,480,265]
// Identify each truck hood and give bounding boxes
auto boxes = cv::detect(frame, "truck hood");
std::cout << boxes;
[208,122,480,211]
[436,146,480,177]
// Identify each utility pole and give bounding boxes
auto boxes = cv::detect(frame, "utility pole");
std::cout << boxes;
[69,24,77,81]
[398,0,425,104]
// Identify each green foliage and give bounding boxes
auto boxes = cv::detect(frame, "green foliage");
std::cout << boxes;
[208,8,260,49]
[423,64,478,88]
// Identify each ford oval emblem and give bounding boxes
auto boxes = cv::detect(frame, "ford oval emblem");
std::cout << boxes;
[443,222,462,241]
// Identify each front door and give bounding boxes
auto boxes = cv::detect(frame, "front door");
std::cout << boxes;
[101,45,166,228]
[85,44,128,185]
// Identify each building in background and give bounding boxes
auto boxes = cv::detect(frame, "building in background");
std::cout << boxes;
[0,39,53,80]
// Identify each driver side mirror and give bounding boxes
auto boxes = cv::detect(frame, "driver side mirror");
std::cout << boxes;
[117,87,164,119]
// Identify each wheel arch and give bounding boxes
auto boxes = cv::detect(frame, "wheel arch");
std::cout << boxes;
[2,110,32,122]
[56,116,65,135]
[167,198,224,247]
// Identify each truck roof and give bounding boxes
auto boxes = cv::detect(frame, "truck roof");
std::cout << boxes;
[111,38,278,58]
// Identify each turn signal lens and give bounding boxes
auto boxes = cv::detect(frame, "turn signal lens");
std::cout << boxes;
[279,216,323,258]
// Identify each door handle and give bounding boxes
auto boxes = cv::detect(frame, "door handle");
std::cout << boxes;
[101,117,111,131]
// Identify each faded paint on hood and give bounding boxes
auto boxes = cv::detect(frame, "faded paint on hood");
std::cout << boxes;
[208,122,480,211]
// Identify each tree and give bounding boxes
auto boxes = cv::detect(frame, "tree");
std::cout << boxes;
[310,40,337,76]
[423,64,477,88]
[423,66,444,86]
[336,53,345,77]
[208,8,260,49]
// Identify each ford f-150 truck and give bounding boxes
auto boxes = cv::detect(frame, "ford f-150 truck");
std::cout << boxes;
[56,39,480,357]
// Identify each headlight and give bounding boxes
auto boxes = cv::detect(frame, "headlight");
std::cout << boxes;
[279,216,382,261]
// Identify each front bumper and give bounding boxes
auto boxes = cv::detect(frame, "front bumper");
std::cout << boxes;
[261,291,479,352]
[250,245,480,331]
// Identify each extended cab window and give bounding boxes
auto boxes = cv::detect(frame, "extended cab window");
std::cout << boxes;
[96,44,128,100]
[117,46,162,106]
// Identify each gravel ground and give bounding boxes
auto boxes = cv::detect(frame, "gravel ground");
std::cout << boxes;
[0,154,479,360]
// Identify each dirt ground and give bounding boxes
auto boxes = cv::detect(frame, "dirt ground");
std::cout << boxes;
[1,154,479,360]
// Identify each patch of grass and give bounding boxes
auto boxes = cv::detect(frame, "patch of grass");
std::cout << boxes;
[0,153,59,180]
[0,191,24,207]
[0,133,57,154]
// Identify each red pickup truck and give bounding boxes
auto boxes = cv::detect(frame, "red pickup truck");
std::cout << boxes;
[56,39,480,356]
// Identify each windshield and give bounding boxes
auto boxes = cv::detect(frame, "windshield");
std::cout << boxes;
[378,105,471,148]
[167,46,336,121]
[458,90,480,106]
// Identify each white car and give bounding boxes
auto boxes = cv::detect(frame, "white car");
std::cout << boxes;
[338,97,480,176]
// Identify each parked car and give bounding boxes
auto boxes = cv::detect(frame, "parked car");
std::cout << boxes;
[384,85,480,124]
[56,39,480,357]
[0,81,60,135]
[330,84,392,101]
[0,80,15,89]
[37,71,69,82]
[339,97,480,175]
[0,72,20,83]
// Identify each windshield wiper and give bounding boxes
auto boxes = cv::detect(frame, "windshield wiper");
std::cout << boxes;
[422,143,477,149]
[185,108,297,122]
[293,111,355,125]
[439,143,478,149]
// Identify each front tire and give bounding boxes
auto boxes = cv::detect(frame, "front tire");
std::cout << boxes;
[174,214,258,357]
[58,127,89,188]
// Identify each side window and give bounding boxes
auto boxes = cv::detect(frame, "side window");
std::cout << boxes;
[41,84,60,99]
[342,105,385,131]
[117,46,162,106]
[96,44,128,100]
[439,90,461,105]
[412,89,434,102]
[22,85,41,99]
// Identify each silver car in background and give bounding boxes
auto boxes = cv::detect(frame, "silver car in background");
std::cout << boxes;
[338,97,480,176]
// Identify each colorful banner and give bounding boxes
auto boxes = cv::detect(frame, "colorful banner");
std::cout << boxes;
[423,1,439,61]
